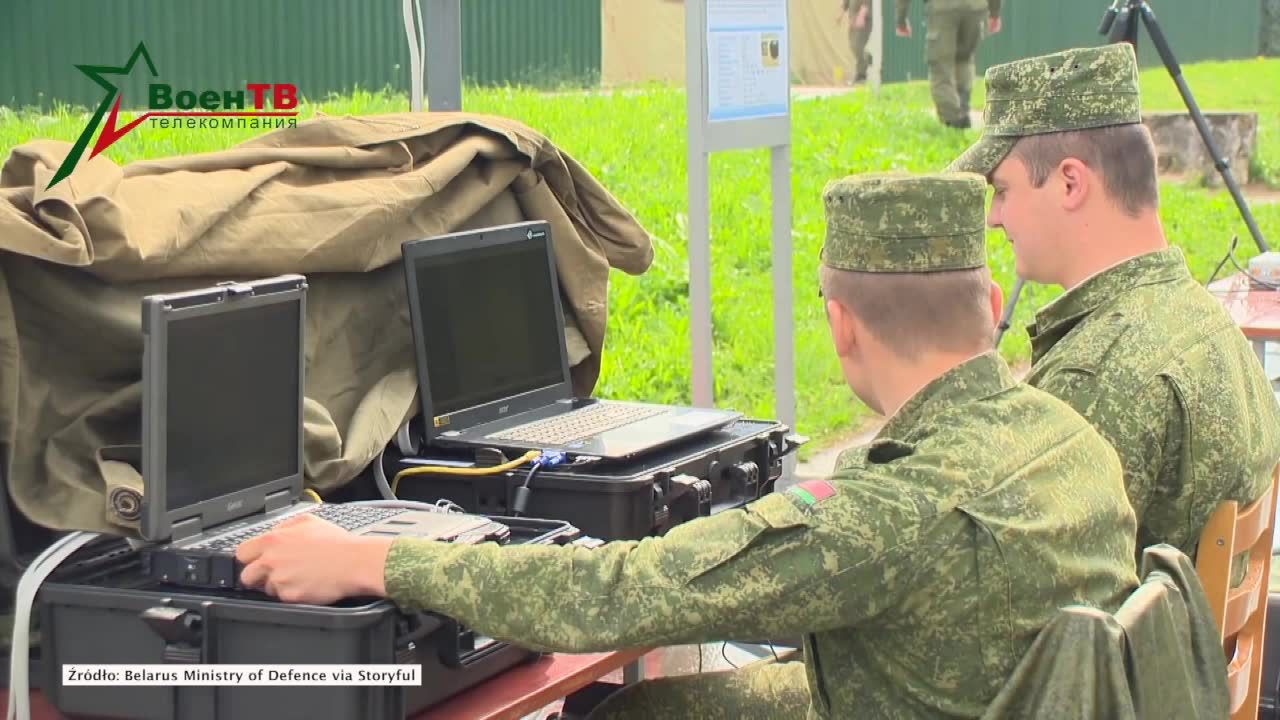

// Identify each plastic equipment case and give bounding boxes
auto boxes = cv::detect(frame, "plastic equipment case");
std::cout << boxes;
[388,419,807,541]
[31,514,580,720]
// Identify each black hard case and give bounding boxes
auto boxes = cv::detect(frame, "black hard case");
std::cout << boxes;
[33,515,579,720]
[389,419,804,541]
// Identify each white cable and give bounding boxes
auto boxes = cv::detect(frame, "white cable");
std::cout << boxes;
[7,531,101,720]
[373,446,397,500]
[394,420,418,457]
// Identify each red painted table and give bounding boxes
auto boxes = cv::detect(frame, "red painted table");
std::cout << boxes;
[1208,272,1280,356]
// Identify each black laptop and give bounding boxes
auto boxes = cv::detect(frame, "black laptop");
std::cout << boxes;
[137,274,509,591]
[400,221,742,460]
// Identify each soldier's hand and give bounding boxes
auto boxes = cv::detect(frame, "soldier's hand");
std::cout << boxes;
[988,16,1002,33]
[896,21,912,37]
[236,512,394,605]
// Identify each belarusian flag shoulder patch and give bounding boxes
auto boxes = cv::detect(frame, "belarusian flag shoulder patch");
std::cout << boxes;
[787,479,836,508]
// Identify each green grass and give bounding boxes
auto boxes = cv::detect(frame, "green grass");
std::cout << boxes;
[2,59,1278,458]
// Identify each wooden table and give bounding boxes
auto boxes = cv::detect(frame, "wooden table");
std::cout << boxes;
[1,649,651,720]
[1208,272,1280,363]
[417,648,649,720]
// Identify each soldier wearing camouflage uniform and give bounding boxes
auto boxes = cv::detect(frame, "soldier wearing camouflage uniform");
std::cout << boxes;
[237,173,1139,719]
[950,43,1280,567]
[839,0,873,83]
[895,0,1002,128]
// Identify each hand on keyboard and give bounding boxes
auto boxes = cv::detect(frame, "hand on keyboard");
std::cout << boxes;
[235,513,395,605]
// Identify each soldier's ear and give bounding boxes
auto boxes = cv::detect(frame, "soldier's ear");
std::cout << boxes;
[988,280,1004,335]
[825,298,858,358]
[1058,157,1091,212]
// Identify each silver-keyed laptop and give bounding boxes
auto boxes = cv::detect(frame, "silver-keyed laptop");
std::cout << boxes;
[138,275,508,590]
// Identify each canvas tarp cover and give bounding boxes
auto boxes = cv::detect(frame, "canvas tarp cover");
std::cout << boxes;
[0,111,655,539]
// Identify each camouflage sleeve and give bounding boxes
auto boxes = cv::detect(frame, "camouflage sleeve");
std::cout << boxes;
[895,0,911,26]
[382,476,928,654]
[989,0,1001,16]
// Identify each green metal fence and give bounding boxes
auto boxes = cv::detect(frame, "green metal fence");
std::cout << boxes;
[0,0,602,111]
[1264,0,1280,55]
[880,0,1264,83]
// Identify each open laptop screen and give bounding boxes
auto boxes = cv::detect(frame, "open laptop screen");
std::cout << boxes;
[164,298,301,511]
[411,234,565,416]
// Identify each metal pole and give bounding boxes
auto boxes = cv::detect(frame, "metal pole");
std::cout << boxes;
[995,276,1025,348]
[1137,1,1269,253]
[687,0,715,408]
[771,143,796,476]
[424,0,462,112]
[403,0,424,111]
[871,0,883,95]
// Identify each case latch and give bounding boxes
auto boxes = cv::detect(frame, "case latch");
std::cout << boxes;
[140,606,204,663]
[672,474,713,517]
[727,461,760,500]
[214,280,254,297]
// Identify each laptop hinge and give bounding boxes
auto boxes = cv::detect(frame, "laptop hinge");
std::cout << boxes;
[265,488,294,513]
[170,516,204,543]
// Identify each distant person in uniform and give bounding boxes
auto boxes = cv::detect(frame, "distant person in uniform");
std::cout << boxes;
[895,0,1002,128]
[838,0,874,84]
[949,43,1280,568]
[236,173,1139,719]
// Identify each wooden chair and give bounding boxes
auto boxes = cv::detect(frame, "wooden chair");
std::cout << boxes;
[1195,465,1280,720]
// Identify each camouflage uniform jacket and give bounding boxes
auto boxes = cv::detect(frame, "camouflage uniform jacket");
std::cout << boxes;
[895,0,1001,25]
[383,352,1139,719]
[1025,247,1280,565]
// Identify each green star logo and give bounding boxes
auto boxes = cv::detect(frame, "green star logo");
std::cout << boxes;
[48,42,158,190]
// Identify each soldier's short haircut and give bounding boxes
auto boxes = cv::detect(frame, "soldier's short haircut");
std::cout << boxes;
[820,265,993,359]
[1009,124,1159,216]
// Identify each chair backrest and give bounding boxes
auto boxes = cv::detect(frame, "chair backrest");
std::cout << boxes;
[1113,557,1231,720]
[983,544,1230,720]
[979,606,1136,720]
[1195,464,1280,720]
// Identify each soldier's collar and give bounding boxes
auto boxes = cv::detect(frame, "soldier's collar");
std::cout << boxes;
[873,351,1016,447]
[1028,247,1189,352]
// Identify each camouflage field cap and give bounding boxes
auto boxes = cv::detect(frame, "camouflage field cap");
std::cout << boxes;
[821,172,987,273]
[949,44,1142,176]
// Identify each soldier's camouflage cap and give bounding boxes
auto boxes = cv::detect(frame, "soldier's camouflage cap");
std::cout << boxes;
[948,44,1142,177]
[821,171,988,273]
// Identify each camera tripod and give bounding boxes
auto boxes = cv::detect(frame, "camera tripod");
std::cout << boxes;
[994,0,1271,347]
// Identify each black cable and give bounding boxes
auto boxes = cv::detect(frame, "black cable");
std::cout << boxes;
[721,640,742,671]
[697,645,703,675]
[768,641,779,662]
[1223,236,1280,290]
[1206,240,1234,286]
[511,463,542,517]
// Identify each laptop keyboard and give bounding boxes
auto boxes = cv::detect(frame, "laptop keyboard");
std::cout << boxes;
[485,403,666,446]
[190,505,409,553]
